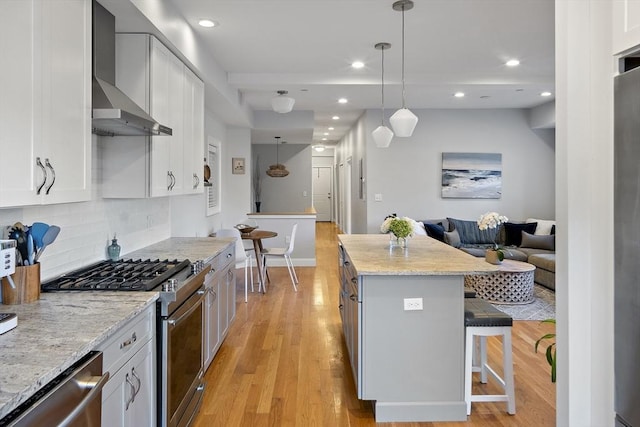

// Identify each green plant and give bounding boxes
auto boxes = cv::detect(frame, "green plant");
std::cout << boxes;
[380,216,414,238]
[534,318,556,383]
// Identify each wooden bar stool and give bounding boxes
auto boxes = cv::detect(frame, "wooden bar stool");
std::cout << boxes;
[463,298,516,416]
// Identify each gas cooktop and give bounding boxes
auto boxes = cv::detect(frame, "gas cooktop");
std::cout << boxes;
[41,259,191,292]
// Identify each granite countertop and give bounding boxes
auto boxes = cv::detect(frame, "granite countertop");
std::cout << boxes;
[0,292,157,419]
[124,237,235,263]
[0,237,233,419]
[338,234,499,275]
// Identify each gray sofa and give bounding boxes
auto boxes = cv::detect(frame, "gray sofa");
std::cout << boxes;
[422,218,556,291]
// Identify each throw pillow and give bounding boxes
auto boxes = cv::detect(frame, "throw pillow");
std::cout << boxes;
[424,222,445,242]
[520,231,555,250]
[503,222,537,246]
[443,229,461,248]
[447,217,497,245]
[412,219,427,236]
[526,218,556,235]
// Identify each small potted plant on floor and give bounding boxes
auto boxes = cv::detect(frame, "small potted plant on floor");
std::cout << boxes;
[535,319,556,382]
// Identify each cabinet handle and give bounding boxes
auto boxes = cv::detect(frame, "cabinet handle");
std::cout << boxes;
[44,159,56,195]
[131,367,142,397]
[351,278,358,284]
[338,304,344,310]
[349,294,358,301]
[171,172,176,190]
[167,171,176,190]
[120,331,137,349]
[36,157,47,195]
[193,173,199,189]
[226,253,232,258]
[125,373,136,410]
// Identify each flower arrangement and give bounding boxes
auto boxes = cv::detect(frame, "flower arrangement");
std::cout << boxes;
[380,214,415,239]
[477,211,508,231]
[477,211,509,263]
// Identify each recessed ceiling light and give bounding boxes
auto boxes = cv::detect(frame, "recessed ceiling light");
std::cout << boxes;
[541,91,552,97]
[454,92,465,98]
[352,61,364,69]
[506,59,520,67]
[332,116,340,120]
[314,145,325,152]
[338,98,348,104]
[324,132,329,136]
[322,138,327,141]
[328,127,334,130]
[198,19,217,28]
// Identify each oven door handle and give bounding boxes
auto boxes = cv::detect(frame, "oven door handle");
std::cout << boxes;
[167,290,205,327]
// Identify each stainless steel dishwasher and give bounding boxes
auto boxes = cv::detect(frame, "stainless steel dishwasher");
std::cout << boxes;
[0,351,109,427]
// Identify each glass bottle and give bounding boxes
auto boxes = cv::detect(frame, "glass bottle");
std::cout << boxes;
[108,235,121,261]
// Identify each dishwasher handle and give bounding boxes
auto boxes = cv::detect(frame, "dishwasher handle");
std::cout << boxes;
[58,371,110,427]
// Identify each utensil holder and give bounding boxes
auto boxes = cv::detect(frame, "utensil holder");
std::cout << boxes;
[1,263,40,304]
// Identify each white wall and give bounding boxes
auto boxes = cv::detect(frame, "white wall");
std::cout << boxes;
[337,108,556,233]
[221,127,252,227]
[252,144,312,213]
[556,1,614,425]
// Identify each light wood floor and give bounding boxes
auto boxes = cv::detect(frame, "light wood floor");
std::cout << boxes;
[193,222,556,426]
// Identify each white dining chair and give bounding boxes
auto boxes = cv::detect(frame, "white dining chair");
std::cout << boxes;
[216,228,254,302]
[261,223,298,292]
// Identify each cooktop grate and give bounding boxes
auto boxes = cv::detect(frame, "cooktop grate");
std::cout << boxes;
[41,259,191,292]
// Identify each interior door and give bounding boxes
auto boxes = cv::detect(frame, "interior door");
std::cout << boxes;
[313,166,332,222]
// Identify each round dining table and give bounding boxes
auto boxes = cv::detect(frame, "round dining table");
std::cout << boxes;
[241,229,277,292]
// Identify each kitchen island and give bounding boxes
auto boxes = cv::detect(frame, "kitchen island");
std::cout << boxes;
[338,234,497,422]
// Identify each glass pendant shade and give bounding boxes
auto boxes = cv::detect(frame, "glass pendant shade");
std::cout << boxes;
[390,108,418,137]
[391,0,418,137]
[271,90,295,113]
[372,125,394,148]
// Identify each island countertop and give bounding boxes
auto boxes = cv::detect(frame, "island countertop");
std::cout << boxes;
[338,234,498,275]
[0,292,157,419]
[125,237,235,263]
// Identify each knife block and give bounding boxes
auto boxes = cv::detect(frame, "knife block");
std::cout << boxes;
[1,263,40,305]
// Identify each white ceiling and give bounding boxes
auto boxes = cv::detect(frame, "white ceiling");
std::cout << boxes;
[111,0,555,145]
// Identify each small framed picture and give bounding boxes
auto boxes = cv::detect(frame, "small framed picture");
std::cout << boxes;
[232,157,245,174]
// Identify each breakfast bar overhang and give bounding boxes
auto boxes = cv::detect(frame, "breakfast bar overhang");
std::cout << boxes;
[338,234,497,422]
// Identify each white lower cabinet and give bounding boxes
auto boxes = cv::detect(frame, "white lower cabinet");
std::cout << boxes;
[101,338,155,427]
[203,243,236,372]
[97,304,156,427]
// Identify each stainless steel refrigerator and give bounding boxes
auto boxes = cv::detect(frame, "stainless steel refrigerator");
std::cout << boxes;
[615,62,640,427]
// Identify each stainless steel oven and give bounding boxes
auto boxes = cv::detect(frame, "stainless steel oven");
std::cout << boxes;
[157,264,210,427]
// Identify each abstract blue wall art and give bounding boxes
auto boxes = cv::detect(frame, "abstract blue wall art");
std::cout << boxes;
[441,152,502,199]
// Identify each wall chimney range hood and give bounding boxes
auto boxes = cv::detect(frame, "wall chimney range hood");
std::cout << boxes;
[92,1,171,137]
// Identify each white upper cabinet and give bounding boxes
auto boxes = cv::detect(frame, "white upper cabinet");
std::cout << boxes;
[614,0,640,55]
[0,0,91,207]
[182,67,205,195]
[102,33,204,198]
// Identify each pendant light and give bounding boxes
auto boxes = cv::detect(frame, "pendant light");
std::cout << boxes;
[372,42,394,148]
[271,90,295,113]
[389,0,418,137]
[266,136,290,177]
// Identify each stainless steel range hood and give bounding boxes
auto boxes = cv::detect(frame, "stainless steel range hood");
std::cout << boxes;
[92,1,171,137]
